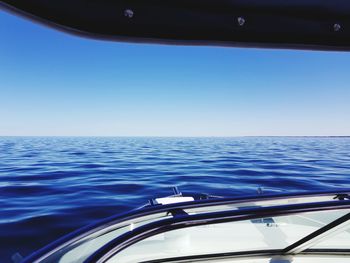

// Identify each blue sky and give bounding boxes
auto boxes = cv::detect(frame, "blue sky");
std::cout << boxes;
[0,11,349,136]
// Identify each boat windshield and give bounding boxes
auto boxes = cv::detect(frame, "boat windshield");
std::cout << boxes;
[107,209,350,263]
[23,193,350,263]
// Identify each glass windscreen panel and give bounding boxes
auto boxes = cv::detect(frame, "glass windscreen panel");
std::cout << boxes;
[107,209,350,263]
[184,195,343,215]
[38,212,171,263]
[310,223,350,250]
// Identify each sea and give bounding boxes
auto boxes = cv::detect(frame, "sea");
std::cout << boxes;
[0,136,350,261]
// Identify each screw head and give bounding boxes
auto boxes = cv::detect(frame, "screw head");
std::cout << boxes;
[237,17,245,26]
[334,23,341,32]
[124,9,134,18]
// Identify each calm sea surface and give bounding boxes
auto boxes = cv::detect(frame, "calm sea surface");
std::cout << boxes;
[0,136,350,261]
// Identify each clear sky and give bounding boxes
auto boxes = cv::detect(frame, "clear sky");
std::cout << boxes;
[0,11,349,136]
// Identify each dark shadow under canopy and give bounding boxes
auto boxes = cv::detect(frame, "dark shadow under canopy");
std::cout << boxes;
[2,0,350,51]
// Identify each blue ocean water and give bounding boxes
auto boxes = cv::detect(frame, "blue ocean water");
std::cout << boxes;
[0,136,350,261]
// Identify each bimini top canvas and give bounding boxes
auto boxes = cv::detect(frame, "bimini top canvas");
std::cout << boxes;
[2,0,350,51]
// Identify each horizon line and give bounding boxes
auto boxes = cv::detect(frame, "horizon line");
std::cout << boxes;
[0,135,349,138]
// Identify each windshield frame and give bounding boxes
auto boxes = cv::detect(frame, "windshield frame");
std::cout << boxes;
[21,189,350,263]
[85,199,350,263]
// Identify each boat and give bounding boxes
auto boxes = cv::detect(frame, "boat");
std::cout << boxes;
[18,189,350,263]
[2,1,350,262]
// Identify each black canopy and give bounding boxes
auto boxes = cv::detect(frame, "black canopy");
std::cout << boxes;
[2,0,350,51]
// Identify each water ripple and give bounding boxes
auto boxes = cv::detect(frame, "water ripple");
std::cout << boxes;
[0,136,350,261]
